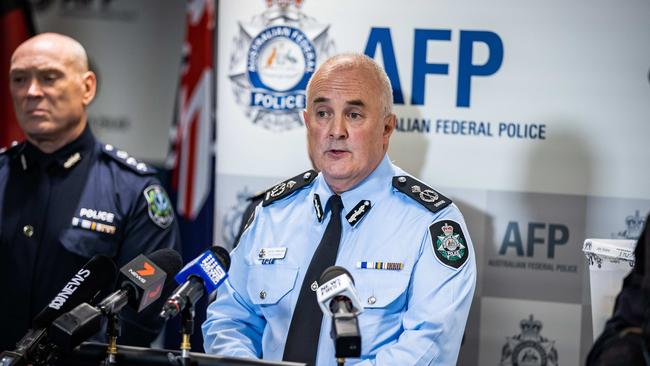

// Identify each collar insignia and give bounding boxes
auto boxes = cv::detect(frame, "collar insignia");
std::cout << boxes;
[313,193,324,222]
[345,200,372,226]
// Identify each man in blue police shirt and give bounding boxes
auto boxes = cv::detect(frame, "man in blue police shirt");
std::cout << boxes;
[0,33,181,351]
[203,54,476,365]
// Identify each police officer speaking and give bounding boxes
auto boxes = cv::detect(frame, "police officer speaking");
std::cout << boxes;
[0,33,181,350]
[202,54,476,365]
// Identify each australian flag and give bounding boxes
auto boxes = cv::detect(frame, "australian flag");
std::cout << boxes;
[1,0,34,147]
[165,0,216,350]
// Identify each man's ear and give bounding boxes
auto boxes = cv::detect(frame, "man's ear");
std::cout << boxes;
[303,109,310,130]
[383,113,396,138]
[81,70,97,106]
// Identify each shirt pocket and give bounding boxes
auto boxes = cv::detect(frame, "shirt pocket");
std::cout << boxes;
[354,269,411,356]
[59,227,119,259]
[246,264,299,306]
[246,264,299,352]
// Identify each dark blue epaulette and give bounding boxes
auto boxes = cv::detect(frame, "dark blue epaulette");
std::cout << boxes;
[100,143,155,175]
[262,169,318,207]
[0,142,24,168]
[392,175,452,213]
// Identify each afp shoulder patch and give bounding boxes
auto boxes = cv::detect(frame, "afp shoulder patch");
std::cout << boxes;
[143,185,174,229]
[429,220,469,269]
[262,169,318,207]
[102,144,155,175]
[392,175,452,213]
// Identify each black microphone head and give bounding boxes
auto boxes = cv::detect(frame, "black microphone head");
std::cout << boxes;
[147,248,184,277]
[320,265,354,285]
[209,245,231,272]
[32,255,117,329]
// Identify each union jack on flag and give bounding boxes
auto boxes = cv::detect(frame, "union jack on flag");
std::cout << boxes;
[168,0,215,222]
[164,0,216,351]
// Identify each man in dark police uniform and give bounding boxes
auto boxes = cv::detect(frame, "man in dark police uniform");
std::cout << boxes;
[0,32,181,351]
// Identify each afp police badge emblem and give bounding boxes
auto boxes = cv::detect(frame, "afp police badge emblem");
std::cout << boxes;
[429,221,468,269]
[229,0,335,131]
[500,315,558,366]
[143,185,174,229]
[612,209,646,240]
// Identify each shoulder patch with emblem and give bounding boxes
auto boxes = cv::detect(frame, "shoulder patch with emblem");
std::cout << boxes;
[392,175,452,213]
[429,220,469,269]
[262,169,318,207]
[102,144,155,175]
[143,185,174,229]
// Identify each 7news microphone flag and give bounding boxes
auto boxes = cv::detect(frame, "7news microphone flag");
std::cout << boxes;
[1,0,34,147]
[165,0,216,351]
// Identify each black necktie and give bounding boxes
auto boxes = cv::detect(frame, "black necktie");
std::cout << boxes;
[283,195,344,365]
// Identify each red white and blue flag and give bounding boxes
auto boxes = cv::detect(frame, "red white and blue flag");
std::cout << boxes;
[168,0,216,256]
[1,0,34,147]
[165,0,216,350]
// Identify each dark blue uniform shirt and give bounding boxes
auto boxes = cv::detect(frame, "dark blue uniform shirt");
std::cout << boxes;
[0,126,181,351]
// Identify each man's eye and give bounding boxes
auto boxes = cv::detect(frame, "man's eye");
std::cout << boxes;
[316,111,329,118]
[348,112,361,120]
[10,75,25,84]
[43,74,58,82]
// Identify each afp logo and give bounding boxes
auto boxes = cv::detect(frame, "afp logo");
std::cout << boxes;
[364,27,503,108]
[229,0,335,131]
[500,314,558,366]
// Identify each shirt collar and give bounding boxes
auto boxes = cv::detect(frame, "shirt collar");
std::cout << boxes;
[20,125,95,172]
[311,154,396,227]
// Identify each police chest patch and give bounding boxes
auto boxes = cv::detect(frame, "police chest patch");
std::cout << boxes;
[143,185,174,229]
[429,220,469,269]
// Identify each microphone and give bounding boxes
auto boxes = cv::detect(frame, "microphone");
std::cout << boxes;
[48,249,182,352]
[160,246,231,319]
[101,248,183,315]
[0,255,117,366]
[317,266,363,359]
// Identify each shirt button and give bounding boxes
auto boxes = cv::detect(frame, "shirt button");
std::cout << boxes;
[259,290,267,300]
[367,296,376,305]
[23,225,34,238]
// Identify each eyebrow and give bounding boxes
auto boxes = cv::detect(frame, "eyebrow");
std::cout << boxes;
[346,99,365,107]
[311,97,366,108]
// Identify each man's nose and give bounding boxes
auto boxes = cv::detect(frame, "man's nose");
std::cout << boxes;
[26,78,44,98]
[329,115,348,139]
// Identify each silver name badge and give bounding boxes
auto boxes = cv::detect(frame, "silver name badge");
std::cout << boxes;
[258,247,287,260]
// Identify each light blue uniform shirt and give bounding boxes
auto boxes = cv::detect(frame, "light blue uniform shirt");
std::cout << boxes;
[203,155,476,365]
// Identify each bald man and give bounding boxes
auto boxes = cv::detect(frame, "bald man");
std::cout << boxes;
[0,33,181,350]
[202,54,476,366]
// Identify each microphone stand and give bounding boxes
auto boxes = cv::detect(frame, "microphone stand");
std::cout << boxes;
[179,305,195,366]
[104,314,120,365]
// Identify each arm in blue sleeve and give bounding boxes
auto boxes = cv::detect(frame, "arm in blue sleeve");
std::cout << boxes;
[202,222,266,358]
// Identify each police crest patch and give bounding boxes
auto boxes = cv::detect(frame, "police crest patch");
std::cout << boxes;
[143,185,174,229]
[429,220,468,269]
[500,315,558,366]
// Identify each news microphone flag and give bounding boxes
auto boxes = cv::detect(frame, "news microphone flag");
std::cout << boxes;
[33,255,117,329]
[317,266,364,318]
[160,246,230,319]
[173,246,230,293]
